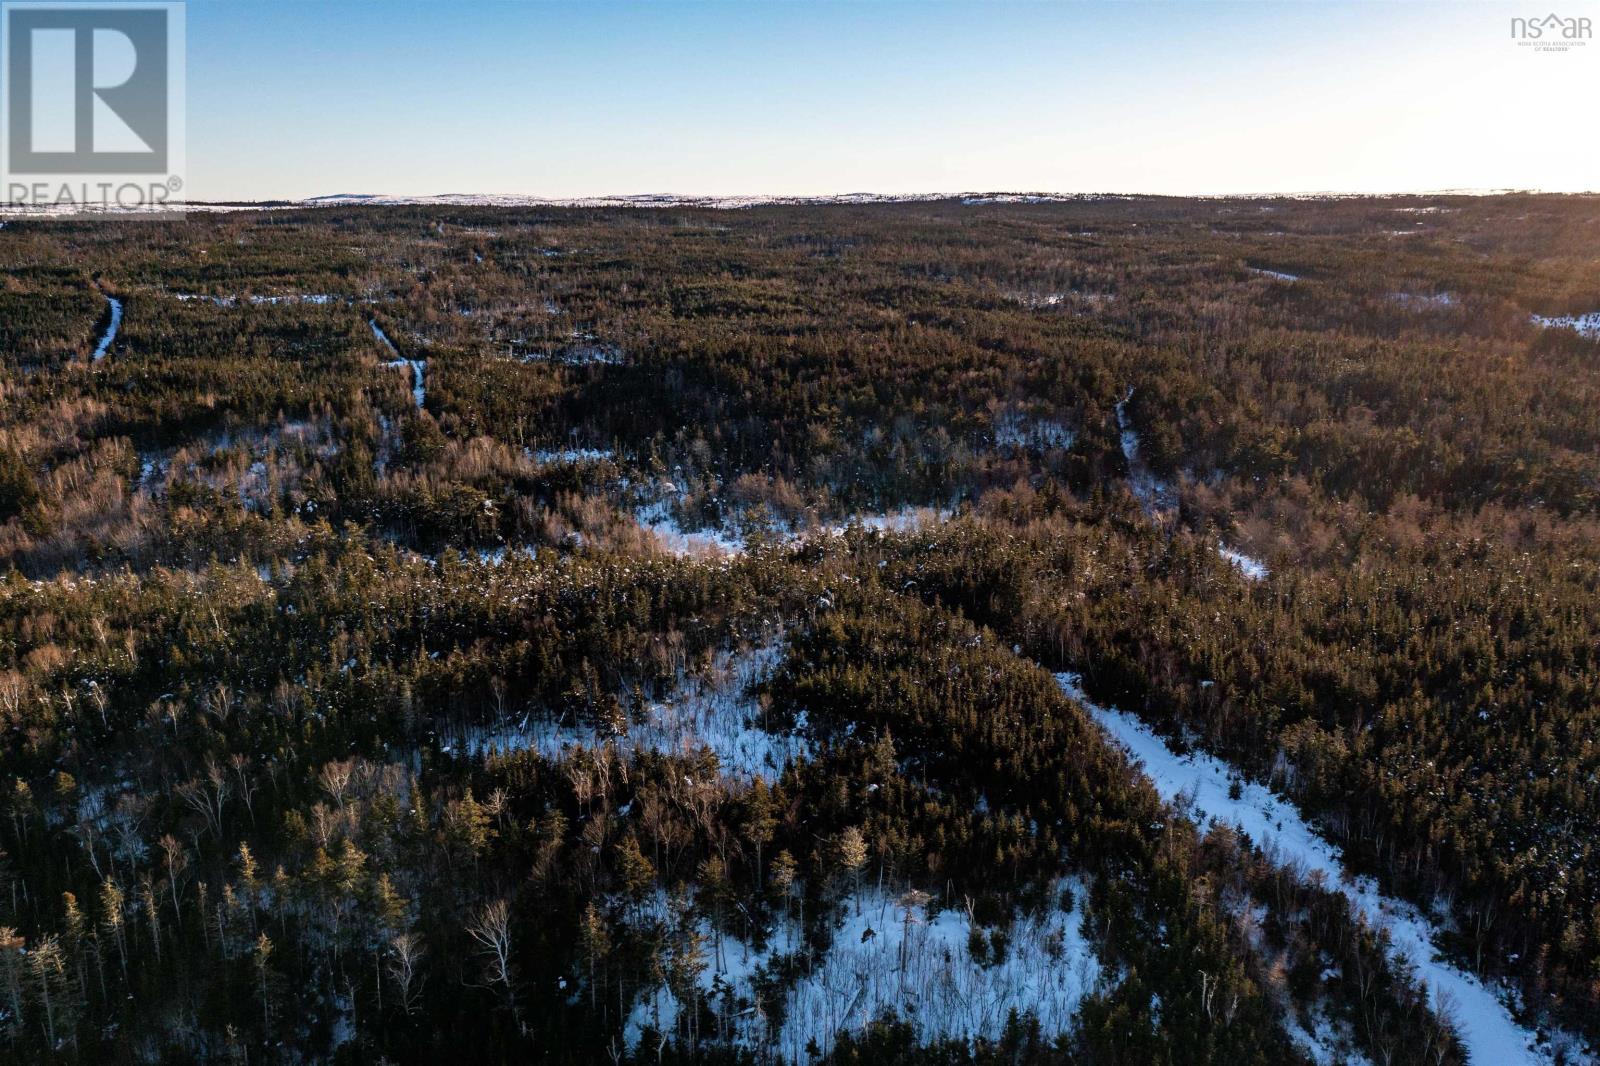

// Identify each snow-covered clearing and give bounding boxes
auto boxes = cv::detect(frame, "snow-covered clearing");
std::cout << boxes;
[93,295,123,361]
[445,643,809,784]
[1531,312,1600,339]
[625,879,1103,1060]
[635,500,749,556]
[1055,673,1587,1066]
[1250,268,1302,282]
[1115,388,1175,514]
[1218,543,1269,581]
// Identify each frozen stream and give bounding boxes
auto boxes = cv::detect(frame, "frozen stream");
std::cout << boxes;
[93,295,123,361]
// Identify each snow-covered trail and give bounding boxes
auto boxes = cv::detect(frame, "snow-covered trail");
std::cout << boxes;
[370,319,398,355]
[92,295,123,361]
[372,320,425,409]
[1055,673,1581,1066]
[388,358,425,409]
[1115,387,1175,515]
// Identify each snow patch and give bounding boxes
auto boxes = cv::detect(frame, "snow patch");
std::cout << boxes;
[635,499,749,557]
[961,194,1074,205]
[844,507,949,536]
[1284,1013,1374,1066]
[518,341,625,366]
[453,643,809,783]
[531,447,614,465]
[626,881,1102,1060]
[634,494,951,559]
[1218,543,1269,581]
[175,292,337,306]
[1531,312,1600,339]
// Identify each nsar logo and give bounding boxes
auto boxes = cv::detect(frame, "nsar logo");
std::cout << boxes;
[1511,12,1592,51]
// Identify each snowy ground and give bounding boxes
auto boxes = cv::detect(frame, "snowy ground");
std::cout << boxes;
[176,292,338,306]
[530,447,614,465]
[444,642,810,783]
[1055,673,1589,1066]
[844,507,950,536]
[524,340,625,366]
[634,501,951,558]
[634,500,750,556]
[1531,312,1600,338]
[1282,1012,1375,1066]
[130,422,340,510]
[625,879,1103,1060]
[1217,543,1269,581]
[1250,267,1302,282]
[93,295,123,361]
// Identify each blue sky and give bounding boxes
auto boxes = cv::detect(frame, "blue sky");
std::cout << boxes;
[184,0,1599,199]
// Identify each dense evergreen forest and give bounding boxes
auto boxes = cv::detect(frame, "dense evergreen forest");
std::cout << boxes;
[0,195,1597,1063]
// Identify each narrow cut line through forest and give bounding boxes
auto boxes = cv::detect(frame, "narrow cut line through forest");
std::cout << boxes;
[1054,673,1593,1066]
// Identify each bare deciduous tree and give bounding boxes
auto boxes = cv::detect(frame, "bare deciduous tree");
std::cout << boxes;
[387,932,425,1015]
[466,898,515,1006]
